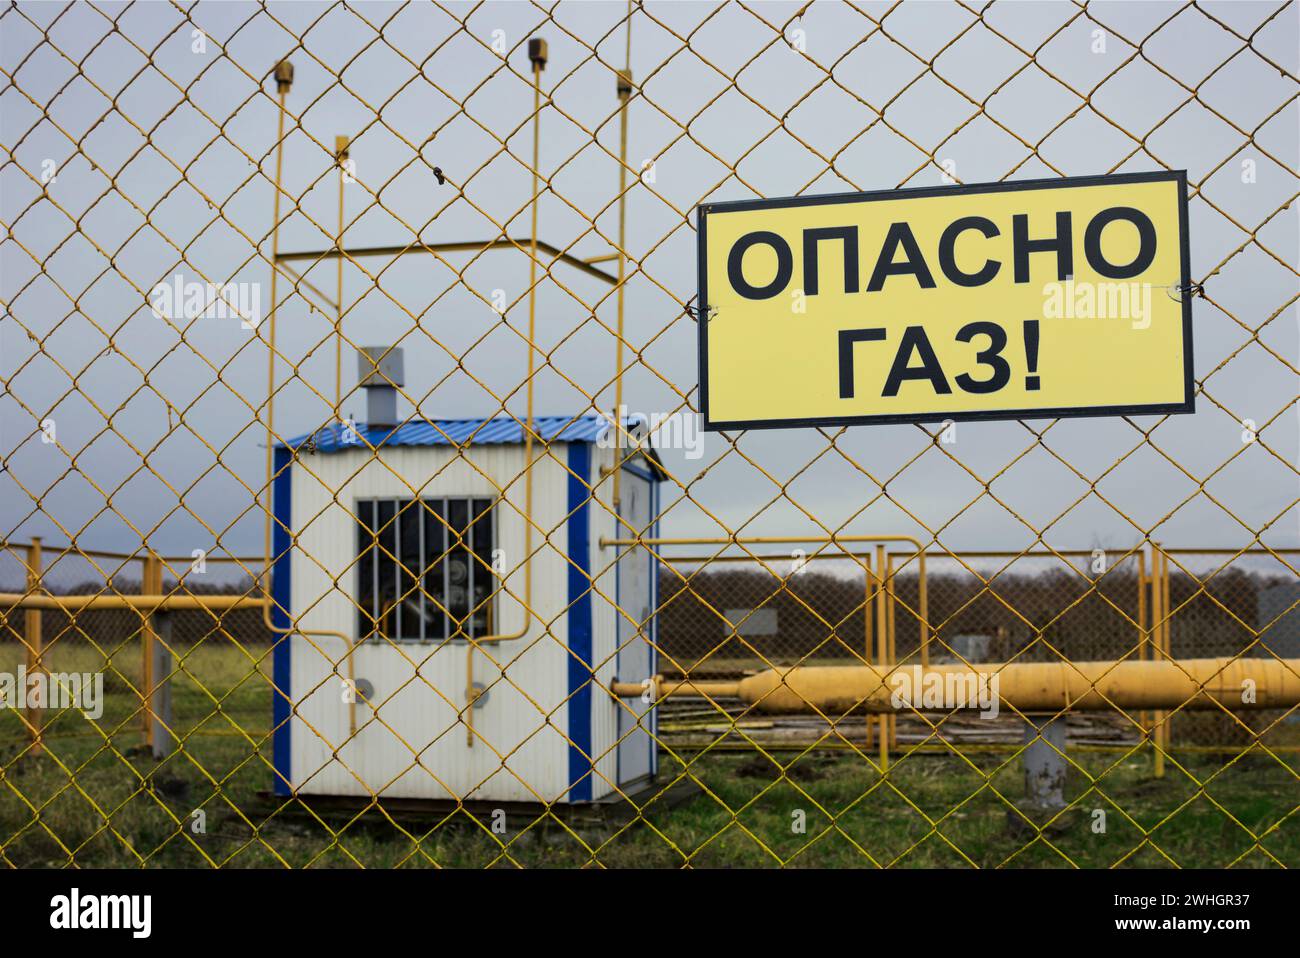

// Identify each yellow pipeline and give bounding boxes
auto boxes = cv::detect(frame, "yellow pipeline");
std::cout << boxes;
[0,592,265,611]
[616,657,1300,714]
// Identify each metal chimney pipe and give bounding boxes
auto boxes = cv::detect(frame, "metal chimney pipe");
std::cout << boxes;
[357,346,404,428]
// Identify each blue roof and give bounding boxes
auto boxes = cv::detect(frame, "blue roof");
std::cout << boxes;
[285,414,616,453]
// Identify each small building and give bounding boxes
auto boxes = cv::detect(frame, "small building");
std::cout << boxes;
[270,348,664,805]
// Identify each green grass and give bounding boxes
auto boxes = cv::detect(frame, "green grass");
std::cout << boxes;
[2,641,1298,867]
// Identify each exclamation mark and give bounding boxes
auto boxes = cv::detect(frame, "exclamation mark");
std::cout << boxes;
[1023,320,1040,391]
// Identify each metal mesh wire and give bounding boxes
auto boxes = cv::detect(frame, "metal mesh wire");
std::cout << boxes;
[1,0,1298,868]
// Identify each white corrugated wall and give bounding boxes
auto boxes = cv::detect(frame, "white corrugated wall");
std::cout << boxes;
[287,442,588,803]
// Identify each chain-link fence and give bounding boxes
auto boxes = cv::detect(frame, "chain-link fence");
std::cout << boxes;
[2,0,1298,868]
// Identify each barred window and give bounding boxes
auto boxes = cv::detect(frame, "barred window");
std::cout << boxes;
[355,497,495,641]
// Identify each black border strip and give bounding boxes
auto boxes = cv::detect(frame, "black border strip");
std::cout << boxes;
[7,867,1279,943]
[696,170,1194,432]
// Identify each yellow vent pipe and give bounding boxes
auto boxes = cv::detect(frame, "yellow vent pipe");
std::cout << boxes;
[614,656,1300,714]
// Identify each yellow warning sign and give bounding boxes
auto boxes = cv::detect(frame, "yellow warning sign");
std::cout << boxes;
[697,171,1193,430]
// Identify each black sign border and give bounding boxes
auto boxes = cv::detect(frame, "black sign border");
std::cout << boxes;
[696,170,1194,432]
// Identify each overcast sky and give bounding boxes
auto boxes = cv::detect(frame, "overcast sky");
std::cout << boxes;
[2,0,1297,580]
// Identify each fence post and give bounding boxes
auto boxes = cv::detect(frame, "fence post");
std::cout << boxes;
[1137,549,1148,736]
[150,611,176,760]
[141,552,162,747]
[862,553,873,752]
[886,553,897,753]
[1151,545,1166,779]
[875,543,888,771]
[1023,714,1067,809]
[24,537,44,755]
[1160,547,1173,764]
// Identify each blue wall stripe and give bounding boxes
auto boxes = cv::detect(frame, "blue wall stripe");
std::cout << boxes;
[271,446,293,797]
[566,442,594,801]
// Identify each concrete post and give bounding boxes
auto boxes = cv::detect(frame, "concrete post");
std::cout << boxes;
[24,537,44,754]
[1023,714,1067,809]
[150,611,176,759]
[141,553,162,740]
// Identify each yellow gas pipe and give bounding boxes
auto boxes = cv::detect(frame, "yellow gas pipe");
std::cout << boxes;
[0,592,266,611]
[258,60,362,744]
[615,657,1300,714]
[611,0,633,512]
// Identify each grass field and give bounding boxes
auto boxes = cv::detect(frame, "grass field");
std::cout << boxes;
[2,641,1298,868]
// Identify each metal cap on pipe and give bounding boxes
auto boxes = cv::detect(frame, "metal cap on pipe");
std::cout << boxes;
[528,37,548,69]
[357,346,404,428]
[273,60,294,94]
[357,346,404,387]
